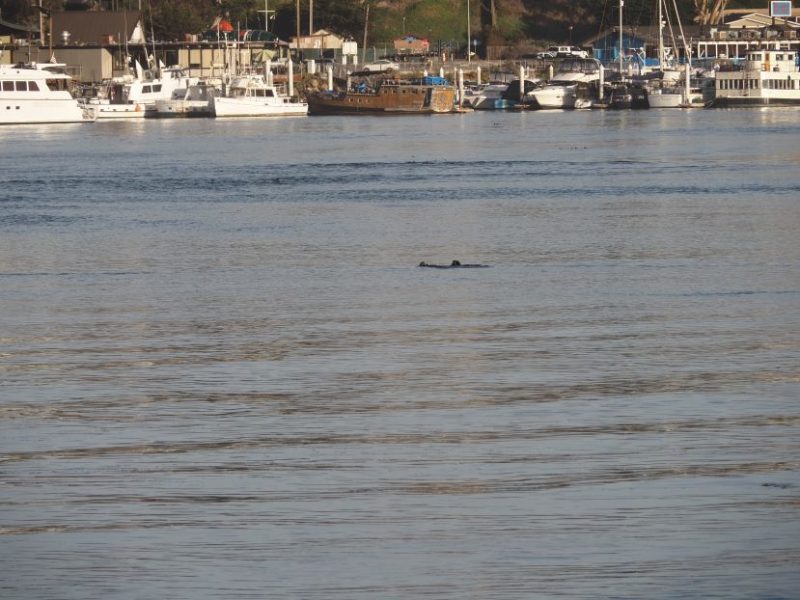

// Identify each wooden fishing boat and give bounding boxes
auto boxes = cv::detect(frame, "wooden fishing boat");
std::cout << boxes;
[307,77,456,115]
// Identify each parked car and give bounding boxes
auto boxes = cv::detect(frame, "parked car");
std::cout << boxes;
[534,50,556,59]
[550,46,590,59]
[360,59,400,73]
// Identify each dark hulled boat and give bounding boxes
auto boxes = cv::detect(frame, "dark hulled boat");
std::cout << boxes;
[307,77,456,115]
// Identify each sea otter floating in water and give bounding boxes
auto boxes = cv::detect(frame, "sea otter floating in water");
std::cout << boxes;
[418,260,490,269]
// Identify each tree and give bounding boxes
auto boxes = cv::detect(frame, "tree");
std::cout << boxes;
[142,0,217,40]
[271,0,366,40]
[0,0,37,24]
[691,0,727,24]
[218,0,262,27]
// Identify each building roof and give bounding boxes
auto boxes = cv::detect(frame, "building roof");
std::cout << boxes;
[51,10,142,46]
[722,7,800,19]
[723,13,800,29]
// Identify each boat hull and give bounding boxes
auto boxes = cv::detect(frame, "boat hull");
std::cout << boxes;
[472,97,514,110]
[713,95,800,107]
[93,102,147,119]
[647,91,684,108]
[211,97,308,118]
[152,100,213,118]
[531,86,576,109]
[0,98,94,124]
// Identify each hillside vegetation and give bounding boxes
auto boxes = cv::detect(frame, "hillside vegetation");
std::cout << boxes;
[0,0,763,47]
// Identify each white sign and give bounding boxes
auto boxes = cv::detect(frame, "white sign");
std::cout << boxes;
[342,41,357,56]
[770,1,793,17]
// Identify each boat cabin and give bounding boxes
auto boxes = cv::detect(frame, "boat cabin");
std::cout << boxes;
[231,85,277,98]
[0,64,74,94]
[741,49,798,73]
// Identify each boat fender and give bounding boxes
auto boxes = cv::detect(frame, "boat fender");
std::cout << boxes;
[135,103,142,112]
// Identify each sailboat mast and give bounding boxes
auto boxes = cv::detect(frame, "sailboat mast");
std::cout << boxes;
[658,0,664,69]
[150,17,158,77]
[670,0,690,69]
[362,3,369,65]
[619,0,624,75]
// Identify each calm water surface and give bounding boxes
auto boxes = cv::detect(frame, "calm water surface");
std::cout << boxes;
[1,109,799,599]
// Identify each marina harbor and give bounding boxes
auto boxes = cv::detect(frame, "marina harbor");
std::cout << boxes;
[3,43,800,125]
[3,1,800,125]
[2,3,799,600]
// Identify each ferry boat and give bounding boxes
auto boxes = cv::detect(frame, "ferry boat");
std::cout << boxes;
[307,77,456,115]
[0,62,96,124]
[714,46,800,106]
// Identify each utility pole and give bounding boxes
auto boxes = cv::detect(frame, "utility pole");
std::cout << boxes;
[309,0,314,36]
[295,0,301,54]
[38,0,45,51]
[362,3,369,65]
[259,0,274,31]
[467,0,471,62]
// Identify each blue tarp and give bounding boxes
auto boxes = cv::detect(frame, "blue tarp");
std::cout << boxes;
[420,76,448,86]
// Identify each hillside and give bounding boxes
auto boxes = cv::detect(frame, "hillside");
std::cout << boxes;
[0,0,766,47]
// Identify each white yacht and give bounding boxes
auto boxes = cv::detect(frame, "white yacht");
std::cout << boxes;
[211,75,308,118]
[714,46,800,106]
[89,65,199,119]
[152,83,217,118]
[0,62,96,124]
[531,58,602,109]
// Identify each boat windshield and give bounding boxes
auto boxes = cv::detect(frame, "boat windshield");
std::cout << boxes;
[46,78,70,92]
[557,59,599,74]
